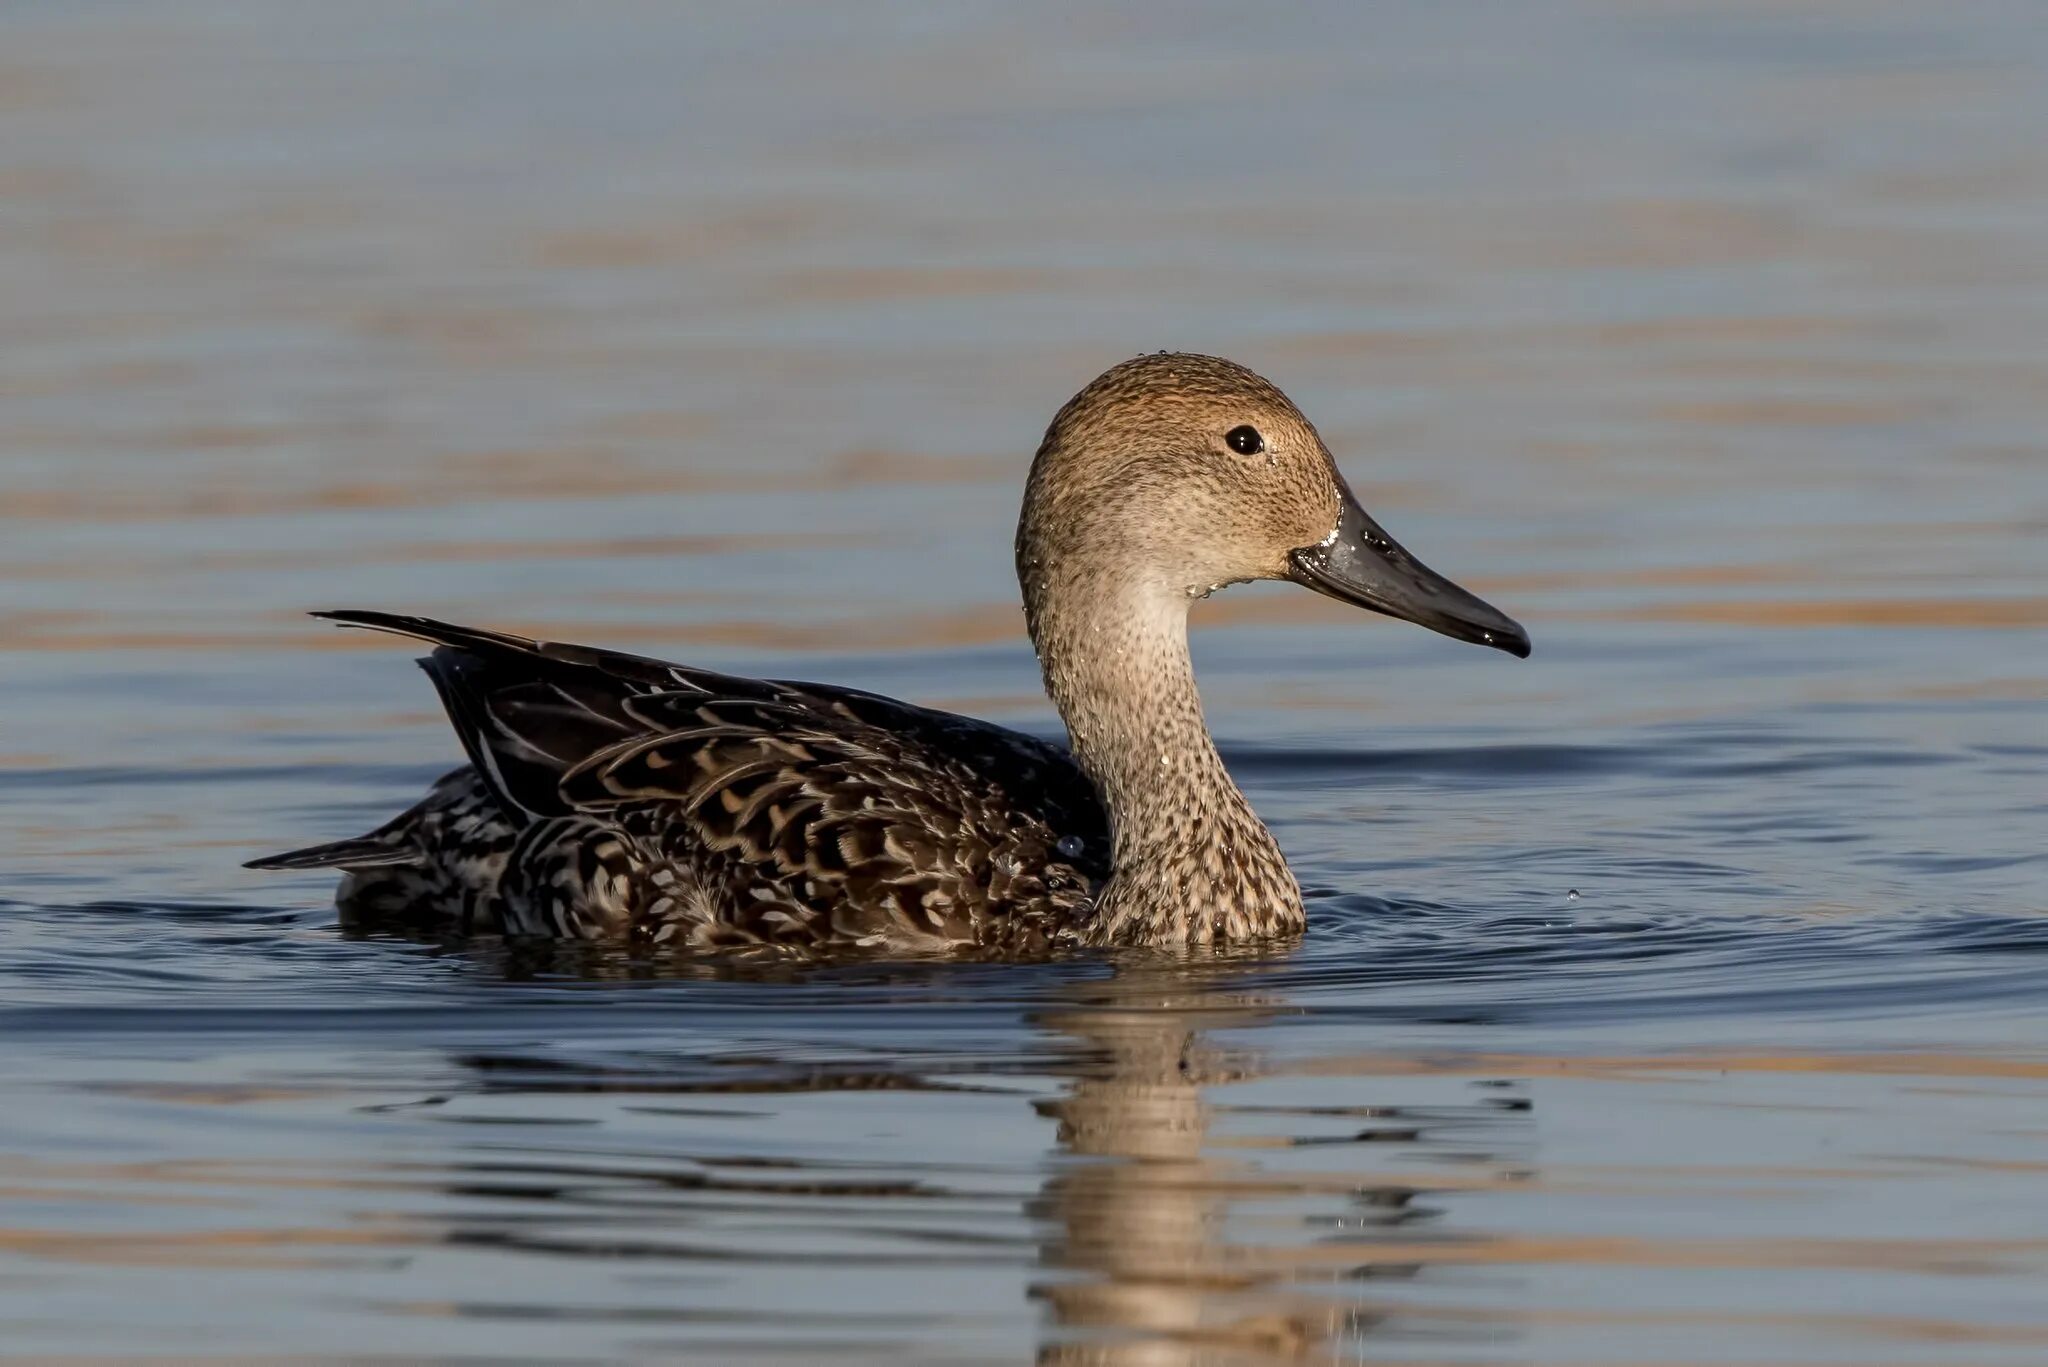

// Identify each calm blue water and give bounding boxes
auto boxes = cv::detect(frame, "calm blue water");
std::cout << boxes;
[2,3,2045,1362]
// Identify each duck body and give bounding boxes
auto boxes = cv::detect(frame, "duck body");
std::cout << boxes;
[251,353,1529,951]
[252,613,1113,951]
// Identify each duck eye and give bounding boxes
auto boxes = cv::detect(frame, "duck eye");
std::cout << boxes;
[1225,425,1264,455]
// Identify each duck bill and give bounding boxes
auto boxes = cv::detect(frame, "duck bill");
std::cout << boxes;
[1287,478,1531,658]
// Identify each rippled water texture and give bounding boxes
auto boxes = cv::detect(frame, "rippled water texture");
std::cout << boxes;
[3,3,2046,1362]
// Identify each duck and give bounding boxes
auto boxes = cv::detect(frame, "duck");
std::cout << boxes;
[247,353,1528,951]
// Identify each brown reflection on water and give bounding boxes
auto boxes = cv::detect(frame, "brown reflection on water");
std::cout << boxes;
[0,443,1011,525]
[1031,973,1321,1364]
[1585,595,2048,630]
[2,534,868,585]
[0,1222,413,1271]
[1027,968,1520,1365]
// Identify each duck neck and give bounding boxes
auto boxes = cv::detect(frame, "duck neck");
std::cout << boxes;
[1025,577,1304,945]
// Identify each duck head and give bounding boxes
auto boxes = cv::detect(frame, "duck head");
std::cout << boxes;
[1017,351,1530,658]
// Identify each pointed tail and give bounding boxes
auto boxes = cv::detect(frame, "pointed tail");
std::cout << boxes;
[244,834,418,872]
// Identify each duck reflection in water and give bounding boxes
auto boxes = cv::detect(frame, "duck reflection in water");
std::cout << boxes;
[1029,963,1460,1365]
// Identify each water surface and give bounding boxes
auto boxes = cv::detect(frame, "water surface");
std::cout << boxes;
[2,3,2045,1362]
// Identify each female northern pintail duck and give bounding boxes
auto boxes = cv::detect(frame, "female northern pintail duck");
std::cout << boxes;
[249,354,1528,950]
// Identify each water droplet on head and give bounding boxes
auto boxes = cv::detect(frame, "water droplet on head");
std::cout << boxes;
[1565,888,1581,901]
[1481,632,1494,645]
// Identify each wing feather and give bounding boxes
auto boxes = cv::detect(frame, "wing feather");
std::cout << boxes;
[315,610,1110,939]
